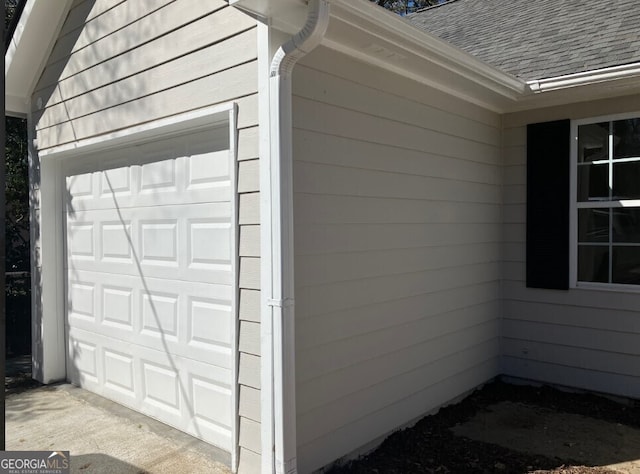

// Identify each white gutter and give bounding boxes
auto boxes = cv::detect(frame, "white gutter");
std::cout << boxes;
[267,1,330,473]
[527,62,640,92]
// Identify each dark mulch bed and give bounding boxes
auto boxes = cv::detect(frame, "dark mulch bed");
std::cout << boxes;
[327,380,639,474]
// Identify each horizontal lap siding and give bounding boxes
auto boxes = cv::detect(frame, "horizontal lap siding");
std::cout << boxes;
[31,2,261,471]
[501,95,640,400]
[32,1,258,145]
[292,47,502,473]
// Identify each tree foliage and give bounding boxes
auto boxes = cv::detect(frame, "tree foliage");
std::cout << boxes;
[5,1,30,274]
[4,0,18,28]
[371,0,442,15]
[5,117,29,273]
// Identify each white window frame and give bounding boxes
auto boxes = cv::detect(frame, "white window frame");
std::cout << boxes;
[571,111,640,292]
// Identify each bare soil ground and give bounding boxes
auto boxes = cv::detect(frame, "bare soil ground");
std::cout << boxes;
[327,380,640,474]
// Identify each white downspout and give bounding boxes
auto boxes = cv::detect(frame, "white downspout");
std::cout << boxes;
[267,1,330,473]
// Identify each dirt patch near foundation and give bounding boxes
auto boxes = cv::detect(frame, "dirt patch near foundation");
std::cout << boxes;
[328,381,640,474]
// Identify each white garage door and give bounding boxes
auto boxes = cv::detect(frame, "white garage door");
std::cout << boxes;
[64,128,236,451]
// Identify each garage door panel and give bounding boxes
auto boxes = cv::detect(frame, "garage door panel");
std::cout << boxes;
[69,182,233,212]
[140,220,179,267]
[102,285,134,329]
[131,182,232,208]
[66,153,232,213]
[68,326,234,387]
[67,203,232,228]
[186,150,232,189]
[67,283,233,368]
[69,339,99,384]
[139,158,178,193]
[67,172,94,200]
[67,223,95,259]
[189,373,234,447]
[67,204,233,285]
[104,348,136,395]
[101,166,134,197]
[188,297,232,347]
[68,327,233,447]
[68,257,233,286]
[68,281,96,321]
[69,317,232,369]
[101,221,133,262]
[185,356,234,445]
[67,326,234,372]
[69,269,234,308]
[65,133,236,452]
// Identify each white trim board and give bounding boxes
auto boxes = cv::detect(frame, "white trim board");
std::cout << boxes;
[37,103,237,159]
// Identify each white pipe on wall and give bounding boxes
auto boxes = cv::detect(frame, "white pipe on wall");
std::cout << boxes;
[267,1,330,473]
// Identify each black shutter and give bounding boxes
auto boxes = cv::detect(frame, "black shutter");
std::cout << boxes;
[526,119,570,290]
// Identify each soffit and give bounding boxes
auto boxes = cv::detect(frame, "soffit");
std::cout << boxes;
[5,0,74,116]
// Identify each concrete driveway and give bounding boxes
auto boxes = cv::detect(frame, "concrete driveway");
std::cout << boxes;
[6,383,232,474]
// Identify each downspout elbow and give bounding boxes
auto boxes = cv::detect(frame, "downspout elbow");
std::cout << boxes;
[270,0,330,78]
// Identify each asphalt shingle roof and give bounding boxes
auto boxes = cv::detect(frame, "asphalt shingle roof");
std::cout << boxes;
[408,0,640,80]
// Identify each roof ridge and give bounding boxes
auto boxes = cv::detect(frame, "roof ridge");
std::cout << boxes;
[412,0,461,15]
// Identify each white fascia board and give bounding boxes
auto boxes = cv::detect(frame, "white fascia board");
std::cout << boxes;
[5,0,74,115]
[330,0,526,98]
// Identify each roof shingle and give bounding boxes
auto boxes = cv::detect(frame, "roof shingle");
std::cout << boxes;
[408,0,640,80]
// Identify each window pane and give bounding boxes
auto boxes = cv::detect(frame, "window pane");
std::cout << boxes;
[577,245,609,283]
[612,208,640,243]
[578,122,608,163]
[612,246,640,284]
[577,163,609,201]
[613,119,640,159]
[578,208,609,242]
[613,161,640,199]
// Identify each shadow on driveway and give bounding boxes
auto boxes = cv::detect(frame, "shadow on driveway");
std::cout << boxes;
[5,356,230,474]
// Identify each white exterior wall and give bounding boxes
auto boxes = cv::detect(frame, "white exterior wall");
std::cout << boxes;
[292,47,503,472]
[502,95,640,399]
[29,1,261,471]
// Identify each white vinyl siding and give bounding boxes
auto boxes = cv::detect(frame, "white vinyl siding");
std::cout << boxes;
[292,47,502,473]
[30,1,261,470]
[502,95,640,399]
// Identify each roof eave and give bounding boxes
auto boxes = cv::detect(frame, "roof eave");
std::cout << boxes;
[328,0,527,113]
[232,0,528,113]
[5,0,74,116]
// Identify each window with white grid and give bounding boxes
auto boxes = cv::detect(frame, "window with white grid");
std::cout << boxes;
[575,116,640,286]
